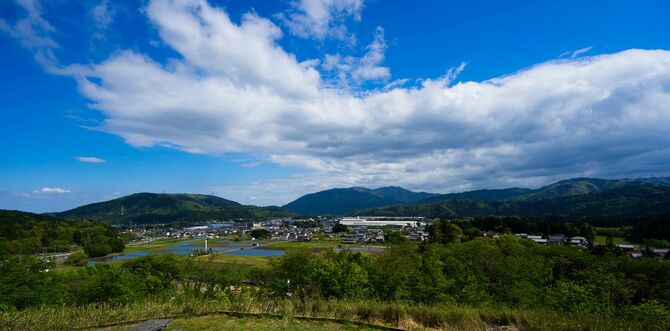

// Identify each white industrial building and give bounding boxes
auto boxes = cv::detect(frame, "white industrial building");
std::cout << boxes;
[339,217,421,228]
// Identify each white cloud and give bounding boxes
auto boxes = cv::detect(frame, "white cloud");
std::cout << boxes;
[76,156,107,163]
[560,46,593,59]
[5,0,670,205]
[0,0,58,68]
[91,0,116,29]
[322,26,391,86]
[278,0,364,40]
[383,78,410,90]
[35,187,71,194]
[142,0,321,99]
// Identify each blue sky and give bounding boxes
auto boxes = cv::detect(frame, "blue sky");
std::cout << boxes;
[2,0,670,212]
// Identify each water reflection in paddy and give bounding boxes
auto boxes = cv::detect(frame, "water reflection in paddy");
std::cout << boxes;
[87,240,283,264]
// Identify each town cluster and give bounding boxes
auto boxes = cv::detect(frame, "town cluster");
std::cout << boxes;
[122,216,668,259]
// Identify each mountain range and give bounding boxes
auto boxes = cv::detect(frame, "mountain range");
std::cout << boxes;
[283,177,670,216]
[415,177,670,203]
[281,186,438,215]
[355,184,670,219]
[49,176,670,223]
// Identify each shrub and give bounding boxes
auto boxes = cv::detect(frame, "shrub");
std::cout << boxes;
[64,251,88,266]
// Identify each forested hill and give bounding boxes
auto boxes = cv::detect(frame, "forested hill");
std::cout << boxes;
[282,186,439,215]
[51,177,670,221]
[356,184,670,219]
[55,193,290,224]
[415,188,534,204]
[415,177,670,204]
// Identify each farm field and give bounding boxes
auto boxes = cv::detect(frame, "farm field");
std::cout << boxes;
[594,236,630,244]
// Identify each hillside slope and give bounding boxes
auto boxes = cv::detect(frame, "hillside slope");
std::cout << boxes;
[356,185,670,218]
[55,193,290,224]
[415,188,533,204]
[283,186,438,215]
[417,177,670,204]
[511,177,665,201]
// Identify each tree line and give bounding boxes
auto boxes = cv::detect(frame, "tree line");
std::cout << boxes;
[431,214,670,244]
[0,210,124,257]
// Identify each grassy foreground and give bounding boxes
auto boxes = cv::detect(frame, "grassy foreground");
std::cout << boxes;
[103,315,380,331]
[0,296,663,331]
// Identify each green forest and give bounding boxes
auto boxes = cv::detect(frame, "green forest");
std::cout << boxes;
[2,236,670,329]
[2,210,670,329]
[0,210,124,257]
[358,185,670,219]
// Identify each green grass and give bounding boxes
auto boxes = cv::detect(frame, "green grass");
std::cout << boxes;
[188,239,270,248]
[263,240,385,252]
[123,238,193,253]
[263,241,342,250]
[52,265,78,272]
[193,253,275,268]
[111,315,379,331]
[594,236,630,244]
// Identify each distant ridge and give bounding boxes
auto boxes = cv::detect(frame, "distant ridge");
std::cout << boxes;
[52,176,670,221]
[55,193,290,224]
[417,177,670,204]
[285,176,670,216]
[414,188,533,204]
[357,180,670,218]
[282,186,439,215]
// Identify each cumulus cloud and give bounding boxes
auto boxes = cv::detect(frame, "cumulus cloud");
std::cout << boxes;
[5,0,670,204]
[278,0,364,41]
[34,187,71,194]
[76,156,107,163]
[322,26,391,86]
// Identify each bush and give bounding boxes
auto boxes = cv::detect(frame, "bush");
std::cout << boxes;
[0,256,54,309]
[544,281,602,313]
[63,264,146,305]
[64,251,88,266]
[250,229,270,240]
[84,243,112,257]
[123,255,182,294]
[623,300,670,326]
[384,231,408,244]
[332,223,349,233]
[645,239,670,248]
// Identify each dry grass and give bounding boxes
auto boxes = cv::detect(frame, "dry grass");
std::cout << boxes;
[0,296,665,331]
[105,314,381,331]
